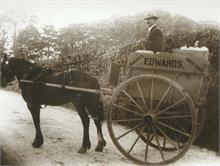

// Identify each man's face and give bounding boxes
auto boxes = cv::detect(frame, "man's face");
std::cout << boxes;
[146,18,156,27]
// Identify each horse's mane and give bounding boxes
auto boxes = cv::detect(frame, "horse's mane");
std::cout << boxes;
[7,57,50,80]
[9,57,35,68]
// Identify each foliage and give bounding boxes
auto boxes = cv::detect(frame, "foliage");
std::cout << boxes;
[14,25,43,60]
[0,29,8,56]
[40,25,60,59]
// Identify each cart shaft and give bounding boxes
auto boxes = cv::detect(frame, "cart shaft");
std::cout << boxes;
[19,80,113,95]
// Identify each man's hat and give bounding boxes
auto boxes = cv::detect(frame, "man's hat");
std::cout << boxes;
[144,13,159,20]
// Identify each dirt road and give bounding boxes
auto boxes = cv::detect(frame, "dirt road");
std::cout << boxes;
[0,90,219,166]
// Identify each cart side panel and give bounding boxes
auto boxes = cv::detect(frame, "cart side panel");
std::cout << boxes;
[125,51,210,106]
[128,50,210,74]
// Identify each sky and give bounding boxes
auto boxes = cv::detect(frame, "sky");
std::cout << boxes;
[1,0,220,28]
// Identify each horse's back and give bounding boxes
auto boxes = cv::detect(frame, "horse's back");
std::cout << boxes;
[21,67,101,106]
[54,69,100,90]
[25,67,99,89]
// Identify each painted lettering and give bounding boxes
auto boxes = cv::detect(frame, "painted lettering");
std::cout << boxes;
[177,60,183,68]
[144,58,149,65]
[143,58,183,69]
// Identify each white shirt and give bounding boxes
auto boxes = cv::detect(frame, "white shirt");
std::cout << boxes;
[148,24,157,32]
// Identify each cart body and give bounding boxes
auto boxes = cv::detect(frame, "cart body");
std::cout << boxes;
[126,50,210,107]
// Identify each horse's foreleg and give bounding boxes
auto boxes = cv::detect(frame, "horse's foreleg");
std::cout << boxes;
[27,103,44,148]
[75,103,91,153]
[94,120,106,152]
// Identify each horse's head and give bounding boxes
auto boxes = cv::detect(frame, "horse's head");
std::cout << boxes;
[1,56,40,87]
[0,60,15,87]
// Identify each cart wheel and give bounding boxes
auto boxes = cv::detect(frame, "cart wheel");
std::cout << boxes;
[107,75,197,165]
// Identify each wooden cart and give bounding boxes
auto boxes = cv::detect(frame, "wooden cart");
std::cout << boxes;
[107,49,210,165]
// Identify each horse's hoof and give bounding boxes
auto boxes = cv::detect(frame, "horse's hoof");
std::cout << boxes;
[32,143,42,148]
[95,146,103,152]
[78,147,87,154]
[32,140,43,148]
[78,142,91,154]
[95,141,106,152]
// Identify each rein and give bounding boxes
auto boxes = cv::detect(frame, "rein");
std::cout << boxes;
[41,60,85,72]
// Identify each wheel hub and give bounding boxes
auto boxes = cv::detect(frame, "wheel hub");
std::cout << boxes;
[144,114,154,124]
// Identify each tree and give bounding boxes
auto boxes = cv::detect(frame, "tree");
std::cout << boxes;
[41,25,60,59]
[0,15,11,57]
[0,27,8,57]
[1,10,39,57]
[4,10,28,52]
[14,25,43,60]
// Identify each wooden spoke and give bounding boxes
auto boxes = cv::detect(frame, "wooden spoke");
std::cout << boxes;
[155,124,180,151]
[150,79,154,111]
[116,122,144,141]
[157,115,192,120]
[145,140,149,163]
[112,118,143,123]
[122,90,144,113]
[152,126,165,161]
[128,127,145,154]
[163,135,166,149]
[144,127,154,163]
[155,97,186,116]
[144,126,151,163]
[136,81,148,112]
[161,110,188,115]
[113,104,144,117]
[144,82,149,102]
[156,121,191,137]
[154,86,171,112]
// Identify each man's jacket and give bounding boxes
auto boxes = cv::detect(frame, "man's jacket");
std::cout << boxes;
[144,25,163,53]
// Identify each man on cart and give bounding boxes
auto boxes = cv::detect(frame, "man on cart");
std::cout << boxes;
[143,13,164,53]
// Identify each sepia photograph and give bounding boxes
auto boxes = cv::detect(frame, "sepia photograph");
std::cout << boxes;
[0,0,219,165]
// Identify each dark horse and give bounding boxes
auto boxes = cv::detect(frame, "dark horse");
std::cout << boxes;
[0,57,106,153]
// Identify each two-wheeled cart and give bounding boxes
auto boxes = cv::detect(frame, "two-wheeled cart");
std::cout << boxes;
[106,49,210,165]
